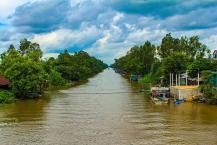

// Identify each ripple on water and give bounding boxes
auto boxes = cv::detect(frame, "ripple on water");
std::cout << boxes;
[0,69,217,145]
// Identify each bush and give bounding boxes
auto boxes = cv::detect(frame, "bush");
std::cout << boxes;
[48,69,68,86]
[5,59,47,98]
[139,74,153,84]
[0,90,16,104]
[200,71,217,104]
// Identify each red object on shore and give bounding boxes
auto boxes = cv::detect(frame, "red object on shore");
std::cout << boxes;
[0,76,10,86]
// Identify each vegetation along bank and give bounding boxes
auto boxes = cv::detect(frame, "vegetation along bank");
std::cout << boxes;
[0,39,108,104]
[112,33,217,104]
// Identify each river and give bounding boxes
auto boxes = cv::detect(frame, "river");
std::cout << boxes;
[0,69,217,145]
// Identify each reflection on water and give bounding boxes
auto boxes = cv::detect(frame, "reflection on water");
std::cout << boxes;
[0,69,217,145]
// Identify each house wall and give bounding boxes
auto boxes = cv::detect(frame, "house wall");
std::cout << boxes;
[170,86,201,100]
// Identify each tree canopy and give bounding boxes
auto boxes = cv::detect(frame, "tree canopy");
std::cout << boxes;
[112,33,213,85]
[112,41,156,75]
[0,39,107,99]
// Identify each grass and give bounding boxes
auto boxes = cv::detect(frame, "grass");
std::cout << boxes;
[0,89,16,104]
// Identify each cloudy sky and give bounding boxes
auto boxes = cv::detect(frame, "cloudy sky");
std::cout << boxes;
[0,0,217,64]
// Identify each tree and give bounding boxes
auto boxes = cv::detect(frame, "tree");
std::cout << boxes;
[19,38,31,55]
[4,58,47,98]
[112,41,156,75]
[48,69,67,86]
[162,52,190,82]
[188,58,212,78]
[158,34,210,59]
[158,33,179,58]
[0,45,21,73]
[200,71,217,104]
[19,38,43,61]
[0,40,46,98]
[0,39,107,100]
[55,50,107,81]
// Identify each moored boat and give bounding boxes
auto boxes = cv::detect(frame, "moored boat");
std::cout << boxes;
[151,87,170,104]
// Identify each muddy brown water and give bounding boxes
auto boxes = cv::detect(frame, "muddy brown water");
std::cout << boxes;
[0,69,217,145]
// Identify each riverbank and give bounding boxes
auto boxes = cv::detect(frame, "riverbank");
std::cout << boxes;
[112,34,217,105]
[0,75,100,104]
[115,71,217,105]
[0,39,107,104]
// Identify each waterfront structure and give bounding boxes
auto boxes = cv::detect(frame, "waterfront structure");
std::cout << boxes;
[169,71,200,100]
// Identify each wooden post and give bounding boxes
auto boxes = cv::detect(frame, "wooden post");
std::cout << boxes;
[186,71,188,86]
[176,74,178,86]
[178,74,180,86]
[198,72,200,86]
[172,73,174,86]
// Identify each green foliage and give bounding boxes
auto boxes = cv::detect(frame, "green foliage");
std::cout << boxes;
[47,69,68,86]
[4,58,47,98]
[112,33,210,87]
[112,41,155,75]
[158,33,210,59]
[158,33,179,58]
[139,74,153,84]
[139,60,163,84]
[199,71,217,104]
[162,52,190,77]
[0,39,107,100]
[0,39,47,98]
[201,70,213,83]
[200,84,215,99]
[54,50,108,81]
[0,90,16,104]
[187,58,214,78]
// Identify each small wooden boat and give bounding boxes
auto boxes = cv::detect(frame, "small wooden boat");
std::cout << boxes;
[151,87,170,105]
[151,96,169,105]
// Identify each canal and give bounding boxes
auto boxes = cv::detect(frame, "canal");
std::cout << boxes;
[0,69,217,145]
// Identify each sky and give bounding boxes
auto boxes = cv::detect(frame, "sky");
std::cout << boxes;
[0,0,217,64]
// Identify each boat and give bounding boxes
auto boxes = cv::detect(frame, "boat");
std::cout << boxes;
[130,74,138,81]
[151,87,170,104]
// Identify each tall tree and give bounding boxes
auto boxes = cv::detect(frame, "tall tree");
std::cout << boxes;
[158,33,179,58]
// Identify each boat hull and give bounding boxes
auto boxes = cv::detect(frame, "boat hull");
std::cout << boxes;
[151,97,169,105]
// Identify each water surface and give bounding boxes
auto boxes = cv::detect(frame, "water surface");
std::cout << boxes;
[0,69,217,145]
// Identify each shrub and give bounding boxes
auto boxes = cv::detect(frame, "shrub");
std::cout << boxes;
[48,69,68,86]
[0,90,16,104]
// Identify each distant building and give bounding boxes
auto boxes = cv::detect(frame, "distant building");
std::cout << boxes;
[213,50,217,58]
[0,76,10,88]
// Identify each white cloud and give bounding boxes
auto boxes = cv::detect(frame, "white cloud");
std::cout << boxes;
[202,34,217,51]
[31,26,100,52]
[0,0,39,20]
[112,13,124,24]
[98,34,111,47]
[42,53,59,59]
[126,28,168,45]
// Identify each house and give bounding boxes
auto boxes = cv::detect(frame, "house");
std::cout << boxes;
[213,50,217,58]
[170,86,201,100]
[0,76,10,88]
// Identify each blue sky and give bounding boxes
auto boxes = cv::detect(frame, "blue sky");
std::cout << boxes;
[0,0,217,64]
